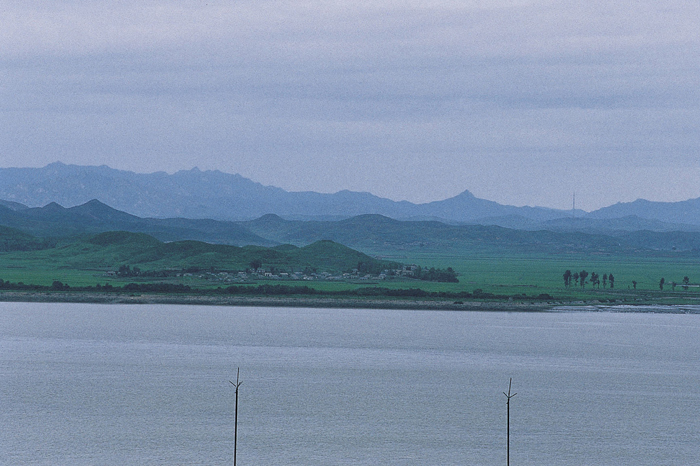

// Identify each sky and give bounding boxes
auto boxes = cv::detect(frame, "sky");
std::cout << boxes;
[1,1,698,211]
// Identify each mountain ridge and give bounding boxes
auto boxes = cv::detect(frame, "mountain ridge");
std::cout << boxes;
[3,198,700,255]
[0,162,570,223]
[0,199,274,246]
[2,162,700,226]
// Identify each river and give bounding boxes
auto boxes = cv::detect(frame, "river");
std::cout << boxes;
[1,302,699,465]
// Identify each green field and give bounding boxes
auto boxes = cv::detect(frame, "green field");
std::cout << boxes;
[3,203,700,303]
[360,248,700,300]
[2,238,700,304]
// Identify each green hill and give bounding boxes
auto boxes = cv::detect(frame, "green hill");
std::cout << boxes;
[0,200,273,246]
[6,199,700,259]
[8,231,397,274]
[287,240,391,273]
[242,214,631,254]
[0,225,48,251]
[88,231,162,247]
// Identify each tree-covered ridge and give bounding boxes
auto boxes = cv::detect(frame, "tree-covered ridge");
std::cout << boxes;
[0,225,52,251]
[6,199,700,257]
[53,231,401,275]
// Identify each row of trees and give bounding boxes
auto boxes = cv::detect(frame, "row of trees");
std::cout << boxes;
[659,276,691,291]
[0,279,193,294]
[566,272,694,291]
[563,270,615,289]
[414,266,459,283]
[117,264,206,277]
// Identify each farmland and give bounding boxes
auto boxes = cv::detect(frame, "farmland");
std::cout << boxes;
[2,203,700,306]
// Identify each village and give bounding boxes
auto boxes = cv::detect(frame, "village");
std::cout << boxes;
[177,264,421,284]
[106,263,458,284]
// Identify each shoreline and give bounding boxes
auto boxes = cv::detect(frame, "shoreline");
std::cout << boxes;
[3,290,699,313]
[0,290,556,311]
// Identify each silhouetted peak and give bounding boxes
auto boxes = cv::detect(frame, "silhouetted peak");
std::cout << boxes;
[41,202,65,211]
[249,213,289,226]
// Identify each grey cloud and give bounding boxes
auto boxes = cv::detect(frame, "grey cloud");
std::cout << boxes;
[1,0,699,210]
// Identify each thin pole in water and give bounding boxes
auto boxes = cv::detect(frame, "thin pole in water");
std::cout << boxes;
[503,378,516,466]
[230,368,242,466]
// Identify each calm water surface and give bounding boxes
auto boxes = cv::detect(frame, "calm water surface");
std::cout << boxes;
[1,302,699,465]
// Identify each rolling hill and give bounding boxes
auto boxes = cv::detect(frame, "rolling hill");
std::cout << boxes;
[0,200,273,246]
[3,199,700,257]
[11,231,398,274]
[588,198,700,225]
[0,225,49,252]
[242,214,631,254]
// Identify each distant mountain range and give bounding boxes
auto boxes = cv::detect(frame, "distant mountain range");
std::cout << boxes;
[2,162,700,228]
[0,162,571,223]
[3,198,700,255]
[0,199,273,246]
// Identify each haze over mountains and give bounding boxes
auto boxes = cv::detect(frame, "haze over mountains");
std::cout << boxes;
[2,162,700,230]
[0,199,272,246]
[3,199,700,255]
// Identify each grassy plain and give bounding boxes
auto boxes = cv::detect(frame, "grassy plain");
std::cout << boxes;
[4,203,700,305]
[369,249,700,300]
[3,243,700,304]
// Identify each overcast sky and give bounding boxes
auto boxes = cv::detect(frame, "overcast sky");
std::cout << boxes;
[1,1,698,211]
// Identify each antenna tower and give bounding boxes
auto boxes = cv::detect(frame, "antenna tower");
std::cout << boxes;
[230,368,242,466]
[503,378,517,466]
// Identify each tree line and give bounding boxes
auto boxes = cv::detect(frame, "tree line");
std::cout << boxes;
[565,271,695,291]
[413,266,459,283]
[563,270,615,289]
[0,278,557,301]
[658,276,691,291]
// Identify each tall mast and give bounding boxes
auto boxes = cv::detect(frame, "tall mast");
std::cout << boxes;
[230,368,242,466]
[503,378,517,466]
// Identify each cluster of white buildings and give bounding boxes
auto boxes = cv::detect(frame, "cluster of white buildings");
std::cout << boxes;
[181,265,420,283]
